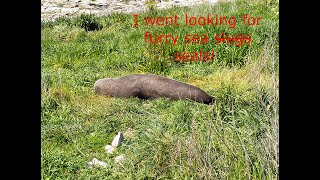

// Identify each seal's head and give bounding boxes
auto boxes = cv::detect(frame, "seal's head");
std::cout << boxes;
[94,79,104,94]
[203,96,214,105]
[94,78,115,95]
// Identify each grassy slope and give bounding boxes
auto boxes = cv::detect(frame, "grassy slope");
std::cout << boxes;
[41,0,279,179]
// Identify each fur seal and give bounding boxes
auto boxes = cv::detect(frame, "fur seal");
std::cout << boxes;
[94,74,214,104]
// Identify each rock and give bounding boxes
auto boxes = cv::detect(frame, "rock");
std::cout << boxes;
[105,132,125,154]
[115,154,125,163]
[208,0,219,4]
[87,158,107,168]
[105,144,115,154]
[111,132,124,147]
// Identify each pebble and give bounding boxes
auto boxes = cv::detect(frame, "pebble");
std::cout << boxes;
[105,132,124,154]
[111,132,124,148]
[115,154,125,163]
[87,158,107,168]
[105,144,115,154]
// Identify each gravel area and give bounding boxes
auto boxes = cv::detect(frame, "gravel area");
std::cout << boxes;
[41,0,225,22]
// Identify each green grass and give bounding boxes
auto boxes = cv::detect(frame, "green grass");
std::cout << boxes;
[41,0,279,179]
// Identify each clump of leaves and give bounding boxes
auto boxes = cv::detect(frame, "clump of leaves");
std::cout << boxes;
[75,14,103,31]
[145,0,158,12]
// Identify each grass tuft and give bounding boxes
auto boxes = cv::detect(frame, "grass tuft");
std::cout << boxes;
[41,0,278,179]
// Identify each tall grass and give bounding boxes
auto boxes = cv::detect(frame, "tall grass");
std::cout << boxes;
[41,0,279,179]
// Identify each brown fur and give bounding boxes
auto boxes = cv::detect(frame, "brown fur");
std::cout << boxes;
[94,74,214,104]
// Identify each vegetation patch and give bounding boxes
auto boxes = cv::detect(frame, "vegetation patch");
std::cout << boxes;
[41,0,279,179]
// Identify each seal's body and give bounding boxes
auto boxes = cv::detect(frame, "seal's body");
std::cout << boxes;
[94,74,213,104]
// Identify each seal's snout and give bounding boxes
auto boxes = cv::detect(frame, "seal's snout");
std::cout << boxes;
[203,96,214,105]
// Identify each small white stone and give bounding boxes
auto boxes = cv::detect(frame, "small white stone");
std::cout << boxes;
[105,144,115,154]
[115,154,125,163]
[87,158,107,168]
[208,0,219,4]
[111,132,124,147]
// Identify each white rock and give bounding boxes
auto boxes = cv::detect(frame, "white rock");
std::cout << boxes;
[87,158,107,168]
[105,144,115,154]
[208,0,219,4]
[111,132,124,147]
[115,154,125,163]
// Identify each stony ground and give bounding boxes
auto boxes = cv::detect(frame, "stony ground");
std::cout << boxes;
[41,0,225,22]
